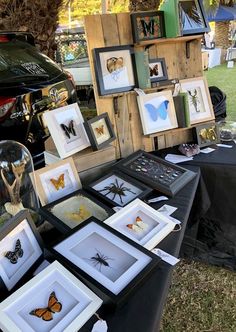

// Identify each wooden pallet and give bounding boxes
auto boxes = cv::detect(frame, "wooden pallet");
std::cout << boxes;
[84,12,204,159]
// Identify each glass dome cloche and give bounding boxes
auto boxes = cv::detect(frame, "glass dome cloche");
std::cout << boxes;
[0,140,39,226]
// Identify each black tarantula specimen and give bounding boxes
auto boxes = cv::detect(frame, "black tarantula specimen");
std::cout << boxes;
[98,178,136,204]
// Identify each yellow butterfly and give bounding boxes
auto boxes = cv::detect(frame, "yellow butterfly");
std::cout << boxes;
[65,205,91,222]
[50,174,65,191]
[95,125,104,136]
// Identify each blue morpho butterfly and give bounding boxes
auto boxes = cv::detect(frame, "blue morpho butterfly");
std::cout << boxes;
[144,100,169,121]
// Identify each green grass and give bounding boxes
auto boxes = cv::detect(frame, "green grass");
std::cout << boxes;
[204,63,236,122]
[160,260,236,332]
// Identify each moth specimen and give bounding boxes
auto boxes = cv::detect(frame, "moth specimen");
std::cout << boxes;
[127,216,148,232]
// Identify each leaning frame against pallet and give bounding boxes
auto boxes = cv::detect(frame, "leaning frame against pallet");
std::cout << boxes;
[84,12,203,160]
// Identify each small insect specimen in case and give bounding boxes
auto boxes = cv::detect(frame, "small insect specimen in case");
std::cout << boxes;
[29,291,62,321]
[4,239,24,264]
[98,178,136,204]
[88,249,114,272]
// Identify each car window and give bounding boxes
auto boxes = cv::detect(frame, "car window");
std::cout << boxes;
[0,39,66,83]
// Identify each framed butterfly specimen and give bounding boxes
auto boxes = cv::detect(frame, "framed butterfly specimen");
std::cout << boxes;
[137,90,178,135]
[148,58,168,83]
[180,77,215,125]
[39,189,113,234]
[0,261,102,332]
[0,210,43,296]
[85,170,152,207]
[84,112,116,150]
[130,11,166,43]
[194,122,220,148]
[104,198,176,250]
[43,103,90,158]
[93,45,137,96]
[115,150,196,197]
[51,217,160,305]
[30,157,82,206]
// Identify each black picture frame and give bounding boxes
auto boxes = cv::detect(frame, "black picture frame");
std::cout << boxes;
[93,45,137,96]
[48,217,160,306]
[194,122,220,148]
[0,210,44,300]
[84,112,116,150]
[115,150,196,197]
[179,0,210,36]
[39,189,113,234]
[130,11,166,43]
[149,57,168,83]
[85,170,152,207]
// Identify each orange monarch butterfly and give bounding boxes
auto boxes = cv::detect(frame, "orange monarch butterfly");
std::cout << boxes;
[126,216,148,232]
[4,239,23,264]
[107,57,124,74]
[29,291,62,321]
[149,64,159,77]
[95,125,104,136]
[50,173,65,191]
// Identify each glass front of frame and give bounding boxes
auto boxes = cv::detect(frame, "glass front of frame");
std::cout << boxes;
[54,221,152,295]
[0,261,102,332]
[94,46,136,95]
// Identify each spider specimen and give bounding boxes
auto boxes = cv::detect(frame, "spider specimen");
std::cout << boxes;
[98,178,136,204]
[89,249,114,272]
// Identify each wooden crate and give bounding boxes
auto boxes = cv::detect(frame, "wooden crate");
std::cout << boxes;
[84,12,204,158]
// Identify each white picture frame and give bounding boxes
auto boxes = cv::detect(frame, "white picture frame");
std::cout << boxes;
[137,90,178,135]
[53,219,156,298]
[30,158,82,206]
[0,261,102,332]
[43,103,90,158]
[104,198,176,250]
[180,76,215,125]
[0,211,43,292]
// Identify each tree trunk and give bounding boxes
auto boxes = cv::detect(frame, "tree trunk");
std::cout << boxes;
[0,0,65,59]
[128,0,160,12]
[215,21,231,49]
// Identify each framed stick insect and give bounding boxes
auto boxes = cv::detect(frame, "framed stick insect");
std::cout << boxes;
[180,77,215,125]
[50,218,160,304]
[0,261,102,332]
[0,210,44,298]
[85,170,152,207]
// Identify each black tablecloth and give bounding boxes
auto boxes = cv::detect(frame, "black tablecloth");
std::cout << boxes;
[79,166,201,332]
[158,142,236,270]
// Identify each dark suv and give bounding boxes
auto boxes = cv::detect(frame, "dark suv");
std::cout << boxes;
[0,32,77,167]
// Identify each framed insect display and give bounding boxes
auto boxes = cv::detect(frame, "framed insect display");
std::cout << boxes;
[0,261,103,332]
[30,158,82,206]
[0,210,43,298]
[115,150,196,197]
[51,218,160,304]
[180,77,215,125]
[130,11,166,43]
[93,45,136,96]
[179,0,210,36]
[137,90,178,135]
[39,189,113,234]
[104,198,176,250]
[84,112,116,150]
[149,58,168,84]
[85,170,152,207]
[194,122,220,148]
[43,103,90,159]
